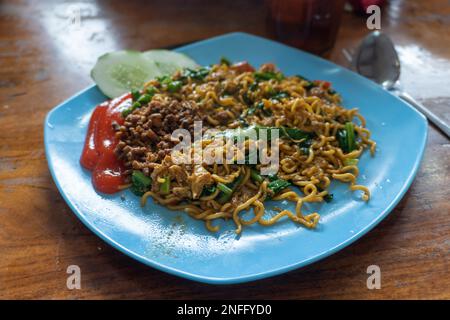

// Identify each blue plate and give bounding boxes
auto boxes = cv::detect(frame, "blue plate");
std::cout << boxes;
[44,32,427,284]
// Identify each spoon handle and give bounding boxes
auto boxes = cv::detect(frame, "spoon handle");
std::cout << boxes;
[398,91,450,139]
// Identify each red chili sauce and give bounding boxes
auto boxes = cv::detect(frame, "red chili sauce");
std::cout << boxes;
[80,93,131,194]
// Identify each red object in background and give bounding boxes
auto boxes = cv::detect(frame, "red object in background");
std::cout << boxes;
[80,93,131,194]
[266,0,346,55]
[348,0,386,14]
[230,61,255,73]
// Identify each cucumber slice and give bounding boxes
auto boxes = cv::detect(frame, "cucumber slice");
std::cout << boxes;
[142,50,198,75]
[91,50,162,98]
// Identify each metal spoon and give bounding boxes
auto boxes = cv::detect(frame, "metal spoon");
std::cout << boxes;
[353,31,450,138]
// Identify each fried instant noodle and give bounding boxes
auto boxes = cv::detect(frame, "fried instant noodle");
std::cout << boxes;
[114,61,376,234]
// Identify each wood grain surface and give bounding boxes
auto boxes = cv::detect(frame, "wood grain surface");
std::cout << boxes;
[0,0,449,299]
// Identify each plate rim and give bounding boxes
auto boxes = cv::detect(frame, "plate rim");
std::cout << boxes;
[44,32,428,284]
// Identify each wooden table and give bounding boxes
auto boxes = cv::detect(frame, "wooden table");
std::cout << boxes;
[1,0,449,299]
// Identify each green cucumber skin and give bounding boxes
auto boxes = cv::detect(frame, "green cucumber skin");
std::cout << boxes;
[91,50,198,99]
[91,50,162,98]
[143,50,198,75]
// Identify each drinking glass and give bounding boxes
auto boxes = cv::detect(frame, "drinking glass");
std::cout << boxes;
[267,0,346,55]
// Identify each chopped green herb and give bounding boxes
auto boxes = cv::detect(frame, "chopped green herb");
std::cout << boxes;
[250,170,288,194]
[337,122,357,153]
[336,129,347,152]
[182,67,210,81]
[345,122,356,152]
[323,193,333,203]
[216,125,312,147]
[137,93,152,104]
[156,75,171,84]
[298,136,313,156]
[217,174,244,204]
[246,107,255,117]
[238,116,249,127]
[267,178,291,195]
[159,176,170,195]
[220,57,231,66]
[217,182,233,194]
[247,101,272,116]
[281,127,312,141]
[255,101,265,110]
[299,147,309,156]
[295,75,316,90]
[131,89,141,102]
[201,184,217,197]
[270,91,290,101]
[304,81,316,90]
[167,80,182,92]
[145,85,157,96]
[250,101,272,117]
[254,71,284,82]
[122,87,157,117]
[130,170,152,196]
[249,82,258,91]
[242,92,253,106]
[328,88,337,95]
[121,101,141,117]
[250,169,264,183]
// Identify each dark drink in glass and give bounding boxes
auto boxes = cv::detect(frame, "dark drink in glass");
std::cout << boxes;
[267,0,346,55]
